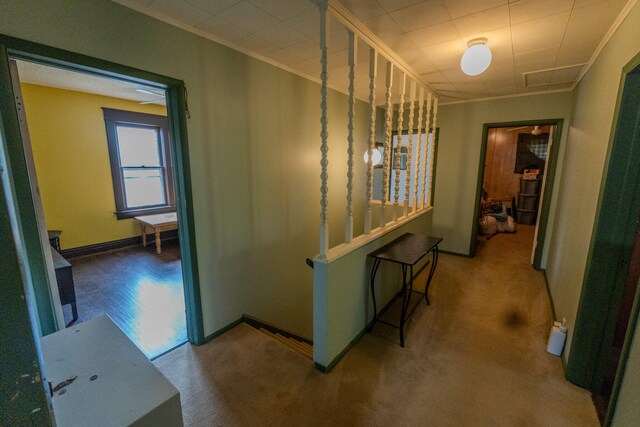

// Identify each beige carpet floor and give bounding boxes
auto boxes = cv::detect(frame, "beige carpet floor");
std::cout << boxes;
[154,226,599,426]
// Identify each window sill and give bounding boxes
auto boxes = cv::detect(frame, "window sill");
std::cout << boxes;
[115,206,176,220]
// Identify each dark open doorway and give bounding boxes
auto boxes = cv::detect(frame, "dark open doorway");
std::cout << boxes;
[471,119,564,269]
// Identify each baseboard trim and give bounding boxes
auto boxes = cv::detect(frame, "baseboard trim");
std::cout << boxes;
[202,317,244,343]
[439,249,472,258]
[243,315,313,345]
[541,269,558,322]
[62,230,179,258]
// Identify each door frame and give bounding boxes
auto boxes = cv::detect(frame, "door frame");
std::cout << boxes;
[0,34,205,344]
[566,53,640,426]
[470,118,564,269]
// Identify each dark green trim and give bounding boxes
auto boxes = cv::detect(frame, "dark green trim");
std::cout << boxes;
[60,230,178,259]
[541,269,558,322]
[202,317,244,343]
[0,149,52,425]
[0,43,57,334]
[0,34,204,345]
[567,56,640,405]
[470,119,564,263]
[243,315,313,345]
[439,249,472,258]
[316,327,367,374]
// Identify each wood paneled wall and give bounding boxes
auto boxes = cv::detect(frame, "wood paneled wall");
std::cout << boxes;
[483,126,550,202]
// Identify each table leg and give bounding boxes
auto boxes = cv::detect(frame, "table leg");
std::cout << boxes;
[140,223,147,247]
[399,264,410,348]
[155,227,161,254]
[424,245,439,305]
[368,258,382,332]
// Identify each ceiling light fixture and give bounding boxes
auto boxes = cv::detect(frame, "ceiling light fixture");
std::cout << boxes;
[460,38,492,76]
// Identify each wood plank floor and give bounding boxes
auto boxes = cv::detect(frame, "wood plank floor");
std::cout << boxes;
[63,239,187,359]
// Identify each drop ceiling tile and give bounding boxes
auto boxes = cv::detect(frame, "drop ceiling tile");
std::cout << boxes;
[381,34,419,52]
[377,0,424,13]
[340,0,388,21]
[361,13,405,38]
[562,1,620,46]
[442,0,507,20]
[420,70,450,86]
[148,0,212,26]
[406,21,460,48]
[285,9,320,40]
[550,65,584,83]
[420,40,466,69]
[119,0,154,6]
[291,56,321,75]
[197,15,250,41]
[514,47,559,70]
[486,83,517,97]
[555,41,593,67]
[247,0,315,21]
[508,0,574,25]
[253,23,308,49]
[481,64,516,81]
[439,66,481,84]
[183,0,241,15]
[217,1,280,33]
[573,0,608,8]
[511,12,569,54]
[280,38,321,61]
[389,1,451,33]
[453,82,491,98]
[452,5,510,39]
[399,49,438,74]
[268,46,306,65]
[233,33,280,53]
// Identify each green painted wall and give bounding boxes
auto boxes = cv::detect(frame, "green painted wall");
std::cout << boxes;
[542,2,640,422]
[314,211,433,368]
[0,0,364,341]
[434,92,573,256]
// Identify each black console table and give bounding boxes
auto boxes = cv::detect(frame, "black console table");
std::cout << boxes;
[368,233,442,347]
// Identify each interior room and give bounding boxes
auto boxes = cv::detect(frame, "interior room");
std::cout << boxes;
[12,59,188,358]
[2,1,640,426]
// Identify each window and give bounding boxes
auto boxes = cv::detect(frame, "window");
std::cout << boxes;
[103,108,175,219]
[378,130,436,204]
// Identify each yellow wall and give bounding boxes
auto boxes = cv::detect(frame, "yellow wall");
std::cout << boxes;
[21,83,167,249]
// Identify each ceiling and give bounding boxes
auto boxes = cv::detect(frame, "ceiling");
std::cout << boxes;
[15,60,166,105]
[110,0,629,103]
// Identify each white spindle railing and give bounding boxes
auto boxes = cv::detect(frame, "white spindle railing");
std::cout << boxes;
[380,62,393,227]
[393,72,406,222]
[404,80,416,217]
[315,0,439,259]
[319,3,330,258]
[413,88,425,212]
[426,98,438,207]
[421,93,433,209]
[345,31,357,243]
[364,48,377,235]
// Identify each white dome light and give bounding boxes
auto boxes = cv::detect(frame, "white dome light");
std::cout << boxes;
[363,149,382,166]
[461,38,492,76]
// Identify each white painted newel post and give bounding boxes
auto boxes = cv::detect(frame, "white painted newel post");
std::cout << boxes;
[364,48,377,234]
[404,80,416,217]
[380,62,393,227]
[319,2,330,257]
[345,31,357,243]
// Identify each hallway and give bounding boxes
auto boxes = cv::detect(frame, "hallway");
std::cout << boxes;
[154,227,598,426]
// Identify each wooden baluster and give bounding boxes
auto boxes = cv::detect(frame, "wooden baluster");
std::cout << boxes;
[413,87,425,212]
[426,97,438,207]
[345,31,357,243]
[393,72,406,221]
[421,93,433,209]
[380,61,393,227]
[364,48,377,234]
[319,3,330,257]
[404,80,416,217]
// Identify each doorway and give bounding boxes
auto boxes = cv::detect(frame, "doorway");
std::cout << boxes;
[566,58,640,426]
[0,36,204,354]
[471,119,563,269]
[9,58,189,358]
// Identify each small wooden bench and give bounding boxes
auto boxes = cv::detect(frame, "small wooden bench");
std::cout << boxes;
[134,212,178,254]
